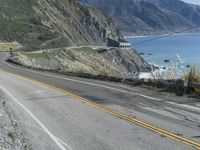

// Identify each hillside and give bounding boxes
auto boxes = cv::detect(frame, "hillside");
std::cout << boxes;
[9,47,151,78]
[0,0,121,50]
[80,0,200,35]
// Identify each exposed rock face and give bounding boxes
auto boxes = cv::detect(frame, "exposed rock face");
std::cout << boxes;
[79,0,200,35]
[0,0,121,50]
[10,47,151,78]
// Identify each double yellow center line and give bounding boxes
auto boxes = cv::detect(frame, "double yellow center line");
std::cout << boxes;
[2,69,200,149]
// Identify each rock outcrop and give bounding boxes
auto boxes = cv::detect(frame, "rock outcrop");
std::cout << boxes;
[10,47,151,78]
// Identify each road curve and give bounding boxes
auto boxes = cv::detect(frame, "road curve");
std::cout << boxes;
[0,52,200,149]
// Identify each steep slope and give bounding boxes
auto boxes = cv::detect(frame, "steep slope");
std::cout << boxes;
[9,47,151,78]
[0,0,121,50]
[80,0,200,35]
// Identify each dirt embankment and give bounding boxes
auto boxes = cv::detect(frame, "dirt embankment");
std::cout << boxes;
[9,47,151,78]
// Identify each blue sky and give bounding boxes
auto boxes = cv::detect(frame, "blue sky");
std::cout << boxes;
[181,0,200,5]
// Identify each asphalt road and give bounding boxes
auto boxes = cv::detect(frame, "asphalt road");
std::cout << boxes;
[0,52,200,149]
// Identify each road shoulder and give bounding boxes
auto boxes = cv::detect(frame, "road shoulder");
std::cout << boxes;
[0,90,30,150]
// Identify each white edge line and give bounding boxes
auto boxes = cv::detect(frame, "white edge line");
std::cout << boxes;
[1,58,161,101]
[0,85,71,150]
[56,137,73,150]
[167,101,200,112]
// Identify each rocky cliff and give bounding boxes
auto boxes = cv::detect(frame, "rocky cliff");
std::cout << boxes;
[80,0,200,35]
[0,0,121,50]
[9,47,151,78]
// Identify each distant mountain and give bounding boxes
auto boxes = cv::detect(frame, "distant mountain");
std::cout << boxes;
[0,0,121,50]
[79,0,200,35]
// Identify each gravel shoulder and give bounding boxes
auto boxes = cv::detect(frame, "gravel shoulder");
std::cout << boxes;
[0,91,30,150]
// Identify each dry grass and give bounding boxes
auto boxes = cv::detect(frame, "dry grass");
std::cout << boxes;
[152,63,179,80]
[187,65,200,83]
[167,64,178,80]
[184,65,200,93]
[0,42,22,51]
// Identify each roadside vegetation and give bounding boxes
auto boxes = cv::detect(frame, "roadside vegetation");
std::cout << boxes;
[154,63,200,94]
[186,65,200,83]
[8,131,18,142]
[185,65,200,93]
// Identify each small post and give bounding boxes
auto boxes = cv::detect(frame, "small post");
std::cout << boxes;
[183,80,188,95]
[9,47,13,54]
[185,68,193,94]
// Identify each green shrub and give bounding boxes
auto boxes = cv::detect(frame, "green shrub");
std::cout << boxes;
[8,131,17,142]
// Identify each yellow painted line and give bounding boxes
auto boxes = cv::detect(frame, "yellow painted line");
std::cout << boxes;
[2,69,200,149]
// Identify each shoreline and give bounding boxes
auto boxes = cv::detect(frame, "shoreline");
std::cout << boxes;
[139,63,166,79]
[125,32,200,79]
[124,32,200,39]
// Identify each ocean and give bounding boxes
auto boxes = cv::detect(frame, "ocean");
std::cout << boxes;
[126,33,200,77]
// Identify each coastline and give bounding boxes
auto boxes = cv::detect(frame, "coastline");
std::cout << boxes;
[125,33,200,79]
[139,64,166,79]
[124,32,200,39]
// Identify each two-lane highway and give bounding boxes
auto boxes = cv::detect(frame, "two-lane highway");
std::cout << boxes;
[0,52,200,149]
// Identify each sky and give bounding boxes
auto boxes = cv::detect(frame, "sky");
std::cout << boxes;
[181,0,200,5]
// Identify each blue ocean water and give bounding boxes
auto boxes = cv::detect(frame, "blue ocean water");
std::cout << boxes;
[126,33,200,76]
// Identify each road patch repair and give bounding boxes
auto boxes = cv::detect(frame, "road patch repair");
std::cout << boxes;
[1,69,200,150]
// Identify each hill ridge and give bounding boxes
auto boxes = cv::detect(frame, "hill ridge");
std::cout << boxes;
[0,0,121,50]
[79,0,200,35]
